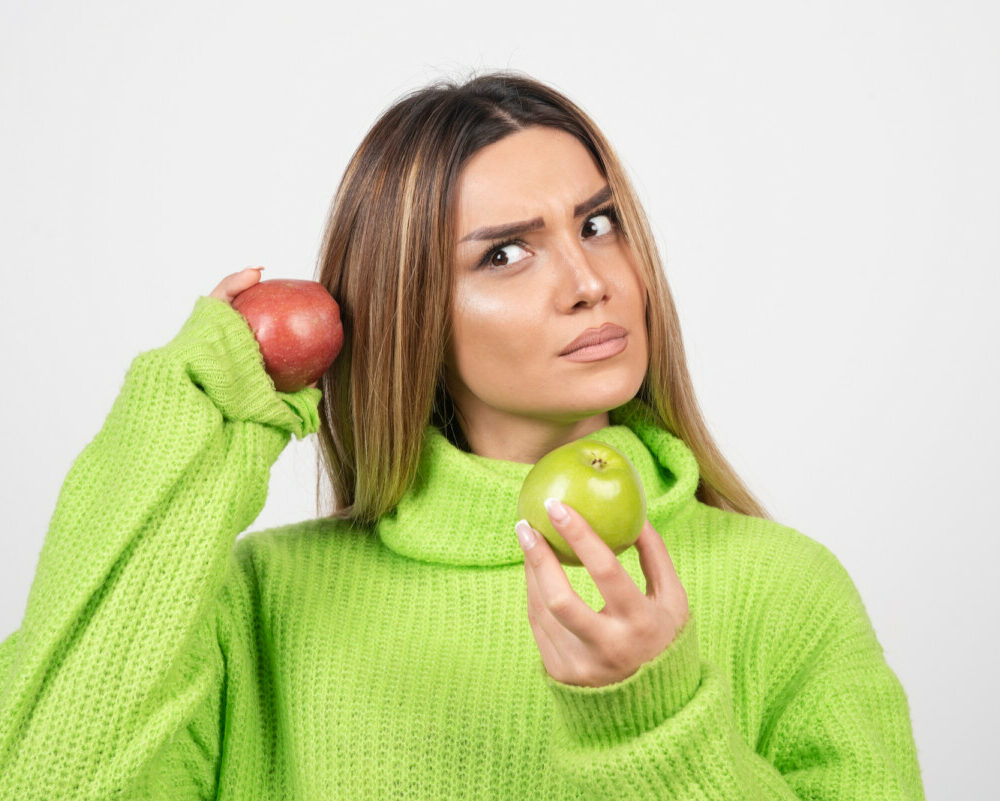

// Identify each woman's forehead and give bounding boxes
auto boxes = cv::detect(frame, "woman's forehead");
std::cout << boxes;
[453,130,606,239]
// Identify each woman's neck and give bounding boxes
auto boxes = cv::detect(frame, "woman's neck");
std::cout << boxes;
[455,407,612,464]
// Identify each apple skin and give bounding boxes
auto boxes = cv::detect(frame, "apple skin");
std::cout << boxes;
[230,279,344,393]
[517,439,647,566]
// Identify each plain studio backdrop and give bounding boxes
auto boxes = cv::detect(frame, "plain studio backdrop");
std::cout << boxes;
[1,0,997,796]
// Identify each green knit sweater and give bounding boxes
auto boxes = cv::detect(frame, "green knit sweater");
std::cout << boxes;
[0,296,924,800]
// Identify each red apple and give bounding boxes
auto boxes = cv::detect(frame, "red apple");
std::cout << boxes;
[231,278,344,392]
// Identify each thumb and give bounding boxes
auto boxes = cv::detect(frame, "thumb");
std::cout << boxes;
[209,266,265,303]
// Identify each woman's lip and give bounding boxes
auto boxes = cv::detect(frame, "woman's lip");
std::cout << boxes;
[560,334,628,362]
[559,323,629,355]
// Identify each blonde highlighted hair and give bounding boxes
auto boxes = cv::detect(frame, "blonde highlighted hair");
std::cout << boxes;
[314,69,771,526]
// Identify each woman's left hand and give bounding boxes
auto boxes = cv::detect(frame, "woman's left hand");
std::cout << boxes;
[516,499,689,687]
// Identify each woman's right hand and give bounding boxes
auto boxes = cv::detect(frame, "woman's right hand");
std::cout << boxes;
[209,266,264,303]
[208,267,320,390]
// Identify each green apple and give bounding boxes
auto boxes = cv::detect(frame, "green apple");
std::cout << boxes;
[517,439,646,566]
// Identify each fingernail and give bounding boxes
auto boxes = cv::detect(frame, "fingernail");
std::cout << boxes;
[544,498,569,523]
[515,519,536,550]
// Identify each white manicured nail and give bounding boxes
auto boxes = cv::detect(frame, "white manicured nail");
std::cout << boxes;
[515,519,536,550]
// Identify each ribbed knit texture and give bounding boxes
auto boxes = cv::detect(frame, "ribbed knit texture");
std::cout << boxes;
[0,296,925,799]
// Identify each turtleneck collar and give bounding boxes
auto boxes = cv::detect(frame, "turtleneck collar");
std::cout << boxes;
[375,399,701,567]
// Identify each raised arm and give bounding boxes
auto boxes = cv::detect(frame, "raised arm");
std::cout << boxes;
[0,269,322,799]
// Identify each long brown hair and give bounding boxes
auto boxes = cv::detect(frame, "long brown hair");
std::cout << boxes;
[314,69,771,526]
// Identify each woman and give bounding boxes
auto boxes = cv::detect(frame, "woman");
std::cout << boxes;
[0,71,924,799]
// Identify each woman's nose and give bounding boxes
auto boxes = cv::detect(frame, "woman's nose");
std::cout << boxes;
[554,240,609,311]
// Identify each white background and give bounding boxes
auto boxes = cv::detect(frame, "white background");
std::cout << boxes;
[2,1,997,796]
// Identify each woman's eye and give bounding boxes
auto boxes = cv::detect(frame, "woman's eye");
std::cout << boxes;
[582,211,615,238]
[482,242,530,270]
[478,207,618,270]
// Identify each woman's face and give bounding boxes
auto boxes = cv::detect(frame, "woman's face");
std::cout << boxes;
[444,125,649,455]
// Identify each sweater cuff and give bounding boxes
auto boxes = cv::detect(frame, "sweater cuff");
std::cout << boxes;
[544,613,701,749]
[163,296,322,440]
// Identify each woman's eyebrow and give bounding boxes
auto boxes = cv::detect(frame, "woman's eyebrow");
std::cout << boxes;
[459,184,612,243]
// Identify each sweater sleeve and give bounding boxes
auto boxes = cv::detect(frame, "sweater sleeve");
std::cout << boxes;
[542,543,925,800]
[0,295,321,800]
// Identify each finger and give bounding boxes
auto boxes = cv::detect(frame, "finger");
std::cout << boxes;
[517,519,602,642]
[635,522,689,619]
[635,520,673,598]
[543,499,645,618]
[522,546,570,668]
[209,266,264,303]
